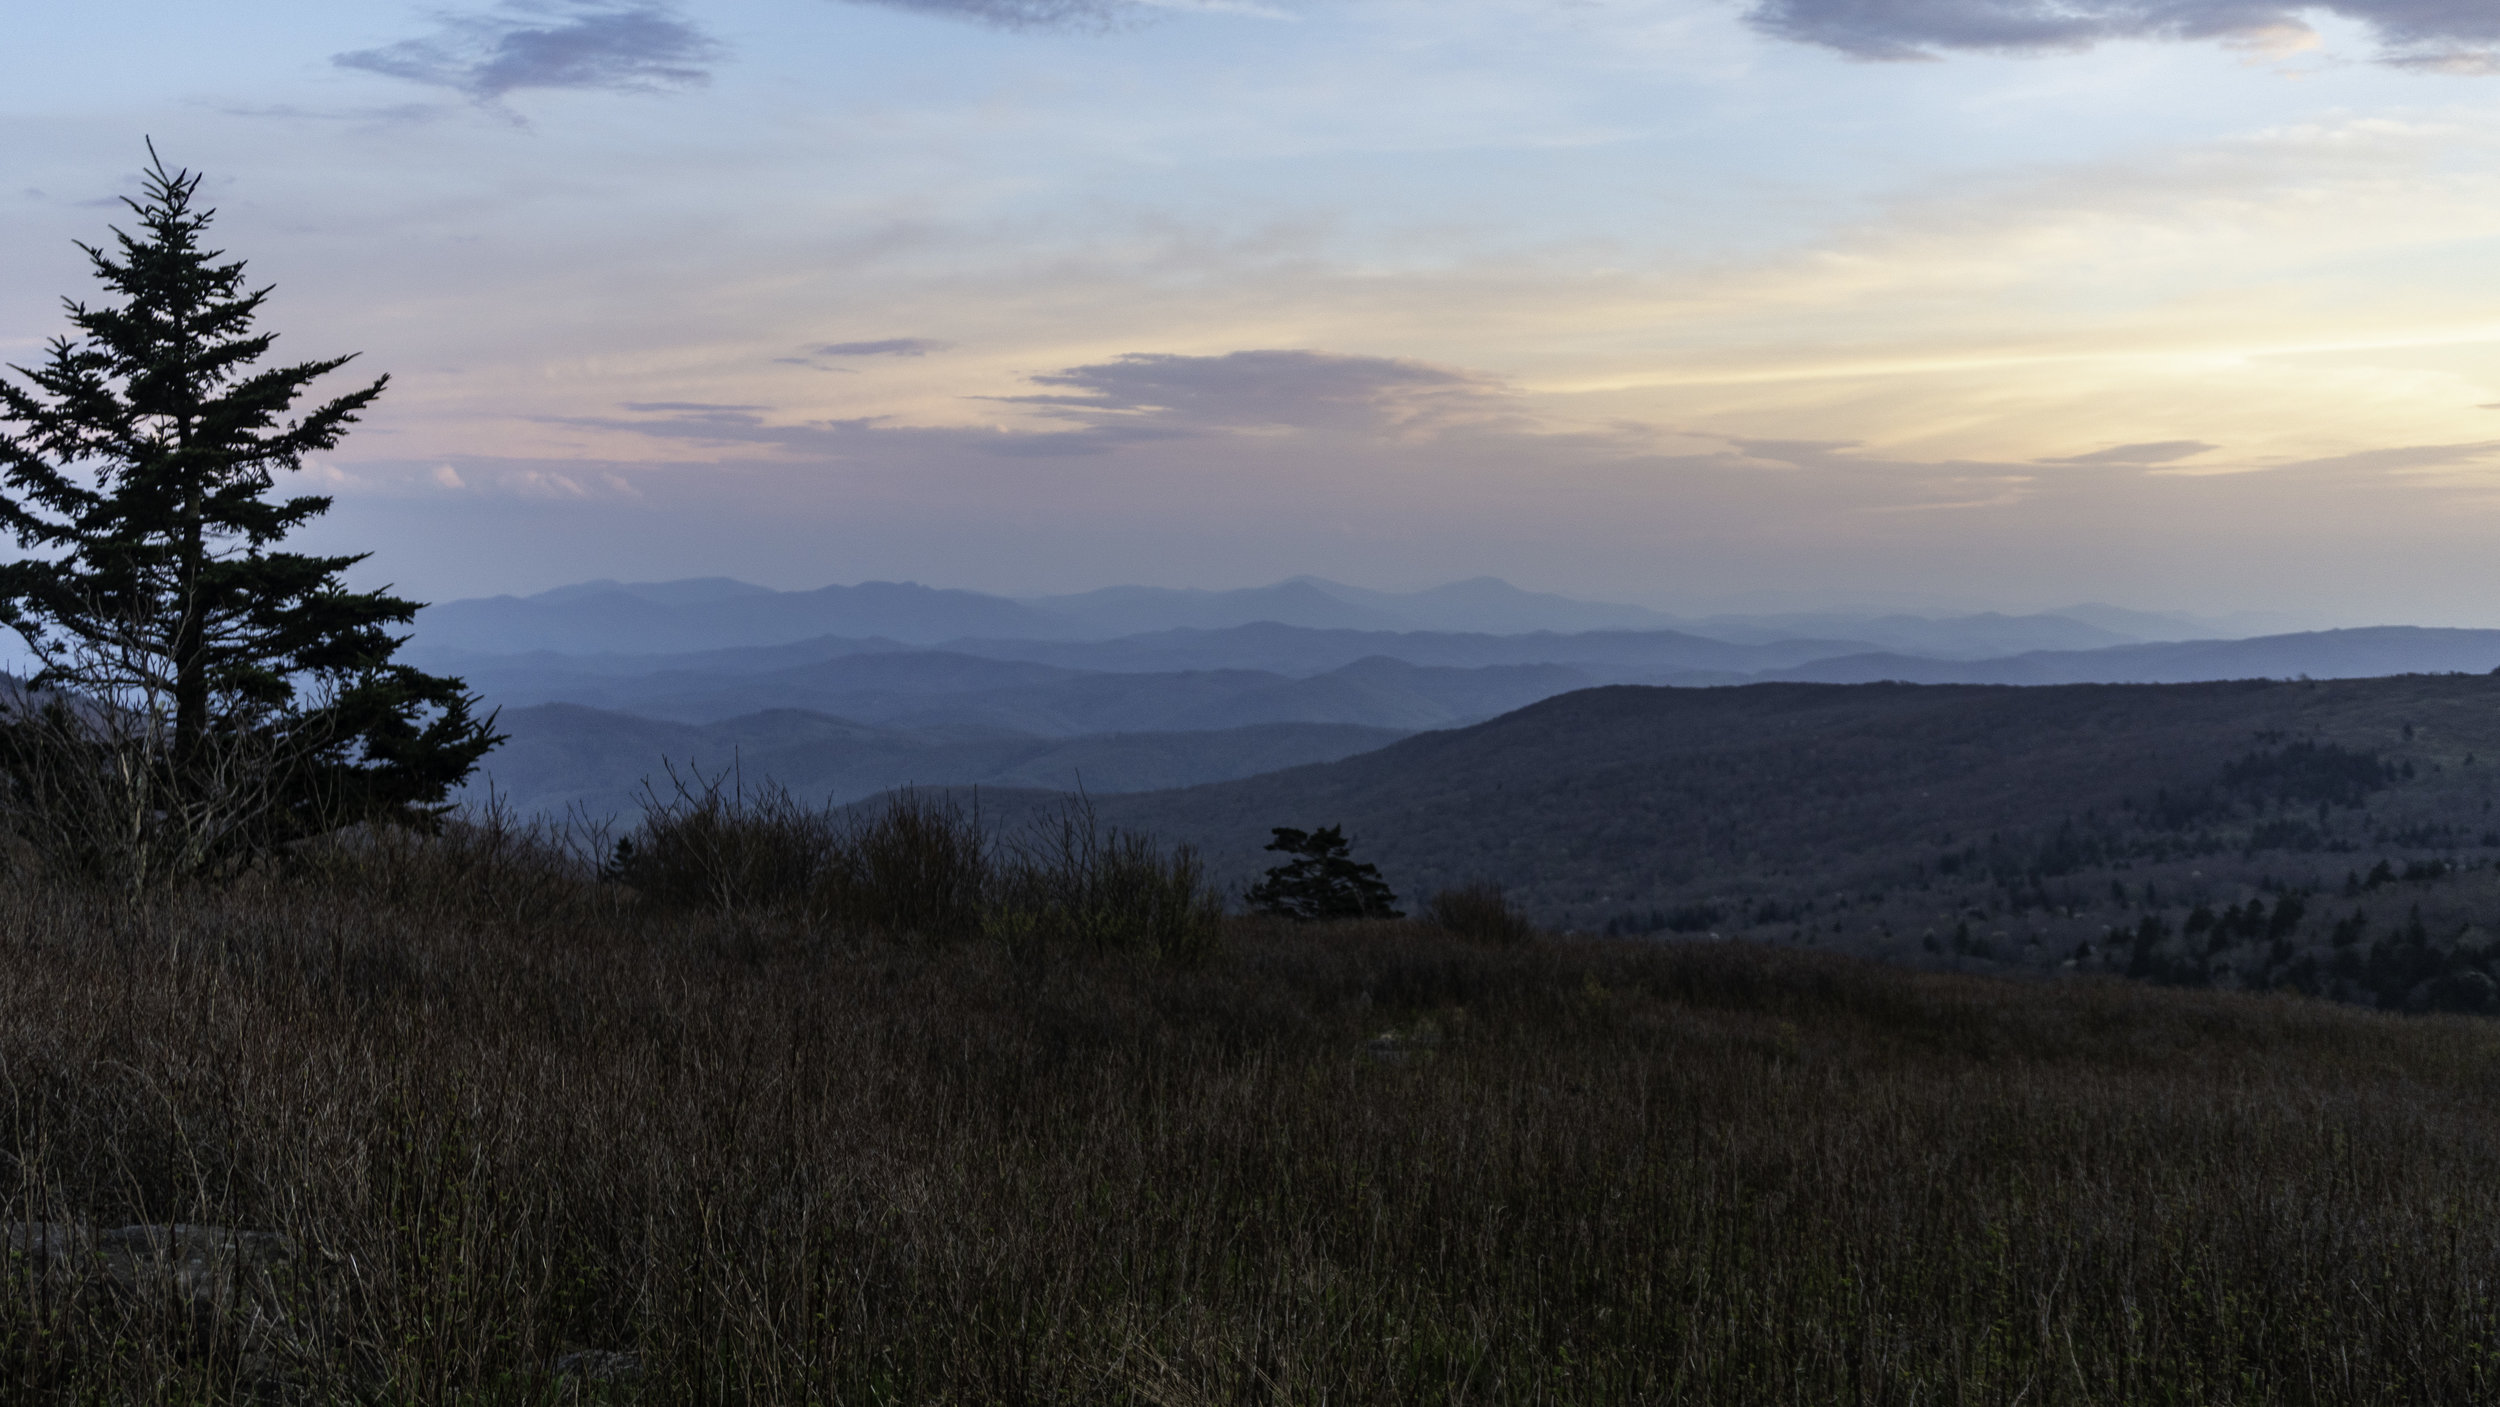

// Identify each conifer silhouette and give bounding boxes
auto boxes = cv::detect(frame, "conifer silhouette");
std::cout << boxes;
[1245,824,1401,921]
[0,148,498,882]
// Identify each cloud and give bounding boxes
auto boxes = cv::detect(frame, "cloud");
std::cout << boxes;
[1704,436,2040,509]
[839,0,1127,30]
[336,2,720,98]
[777,338,954,371]
[811,338,952,357]
[561,402,1192,457]
[1745,0,2500,69]
[998,349,1525,435]
[570,349,1531,459]
[2037,441,2219,465]
[843,0,1278,22]
[2272,440,2500,475]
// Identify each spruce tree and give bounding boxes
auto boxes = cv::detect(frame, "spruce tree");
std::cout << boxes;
[0,149,499,883]
[1245,824,1402,921]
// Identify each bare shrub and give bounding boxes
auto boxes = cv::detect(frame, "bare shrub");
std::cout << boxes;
[833,789,990,941]
[606,762,844,917]
[611,778,1214,954]
[1423,880,1538,945]
[992,800,1224,962]
[0,683,321,895]
[288,793,607,930]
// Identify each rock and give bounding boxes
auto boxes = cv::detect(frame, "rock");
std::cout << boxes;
[6,1219,305,1347]
[95,1223,299,1325]
[6,1220,84,1265]
[2,1219,338,1400]
[552,1349,642,1381]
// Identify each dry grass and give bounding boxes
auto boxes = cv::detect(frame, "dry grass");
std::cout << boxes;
[0,811,2497,1402]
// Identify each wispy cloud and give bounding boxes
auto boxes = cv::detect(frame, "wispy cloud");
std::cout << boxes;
[2273,440,2500,475]
[2037,441,2219,466]
[838,0,1128,31]
[776,338,954,371]
[569,349,1530,458]
[1746,0,2500,70]
[565,401,1191,457]
[850,0,1281,22]
[1703,436,2039,511]
[812,338,952,357]
[998,349,1525,436]
[336,1,720,98]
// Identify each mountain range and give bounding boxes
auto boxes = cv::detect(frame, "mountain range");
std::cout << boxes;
[414,575,2245,657]
[414,576,2500,822]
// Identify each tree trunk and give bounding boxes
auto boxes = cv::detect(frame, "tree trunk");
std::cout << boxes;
[174,420,205,775]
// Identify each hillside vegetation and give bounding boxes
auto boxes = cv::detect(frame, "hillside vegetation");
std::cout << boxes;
[1066,674,2500,1010]
[3,827,2500,1402]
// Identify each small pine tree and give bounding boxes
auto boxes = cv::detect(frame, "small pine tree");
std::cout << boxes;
[0,148,499,884]
[1245,824,1401,921]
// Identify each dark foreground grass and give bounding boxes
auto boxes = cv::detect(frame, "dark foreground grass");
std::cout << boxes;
[2,824,2500,1402]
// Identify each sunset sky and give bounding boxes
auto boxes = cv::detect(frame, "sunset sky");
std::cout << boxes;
[8,0,2500,623]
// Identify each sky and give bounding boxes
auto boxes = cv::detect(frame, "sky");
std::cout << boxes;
[7,0,2500,624]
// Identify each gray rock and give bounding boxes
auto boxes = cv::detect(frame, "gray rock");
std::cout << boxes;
[6,1219,308,1357]
[552,1349,642,1381]
[94,1223,299,1324]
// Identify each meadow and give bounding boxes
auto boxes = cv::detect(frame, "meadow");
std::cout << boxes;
[2,798,2499,1403]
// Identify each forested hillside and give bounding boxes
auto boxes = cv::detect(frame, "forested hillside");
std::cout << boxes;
[1060,674,2500,1011]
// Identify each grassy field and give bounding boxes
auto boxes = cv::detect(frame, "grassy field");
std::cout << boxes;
[3,811,2500,1403]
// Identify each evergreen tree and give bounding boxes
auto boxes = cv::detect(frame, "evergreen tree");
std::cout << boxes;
[1245,824,1402,921]
[0,149,498,883]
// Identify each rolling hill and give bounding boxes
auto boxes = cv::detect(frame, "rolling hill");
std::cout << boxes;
[1004,674,2500,1010]
[468,704,1412,817]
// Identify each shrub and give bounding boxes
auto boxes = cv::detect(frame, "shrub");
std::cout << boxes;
[834,790,989,941]
[608,763,844,917]
[1424,880,1537,945]
[992,801,1224,962]
[612,778,1214,954]
[293,793,604,929]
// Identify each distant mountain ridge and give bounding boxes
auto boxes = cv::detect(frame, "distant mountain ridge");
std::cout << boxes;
[418,576,2480,830]
[415,574,2241,657]
[416,579,1068,653]
[457,648,1592,735]
[467,706,1410,818]
[1021,576,1685,637]
[1768,627,2500,686]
